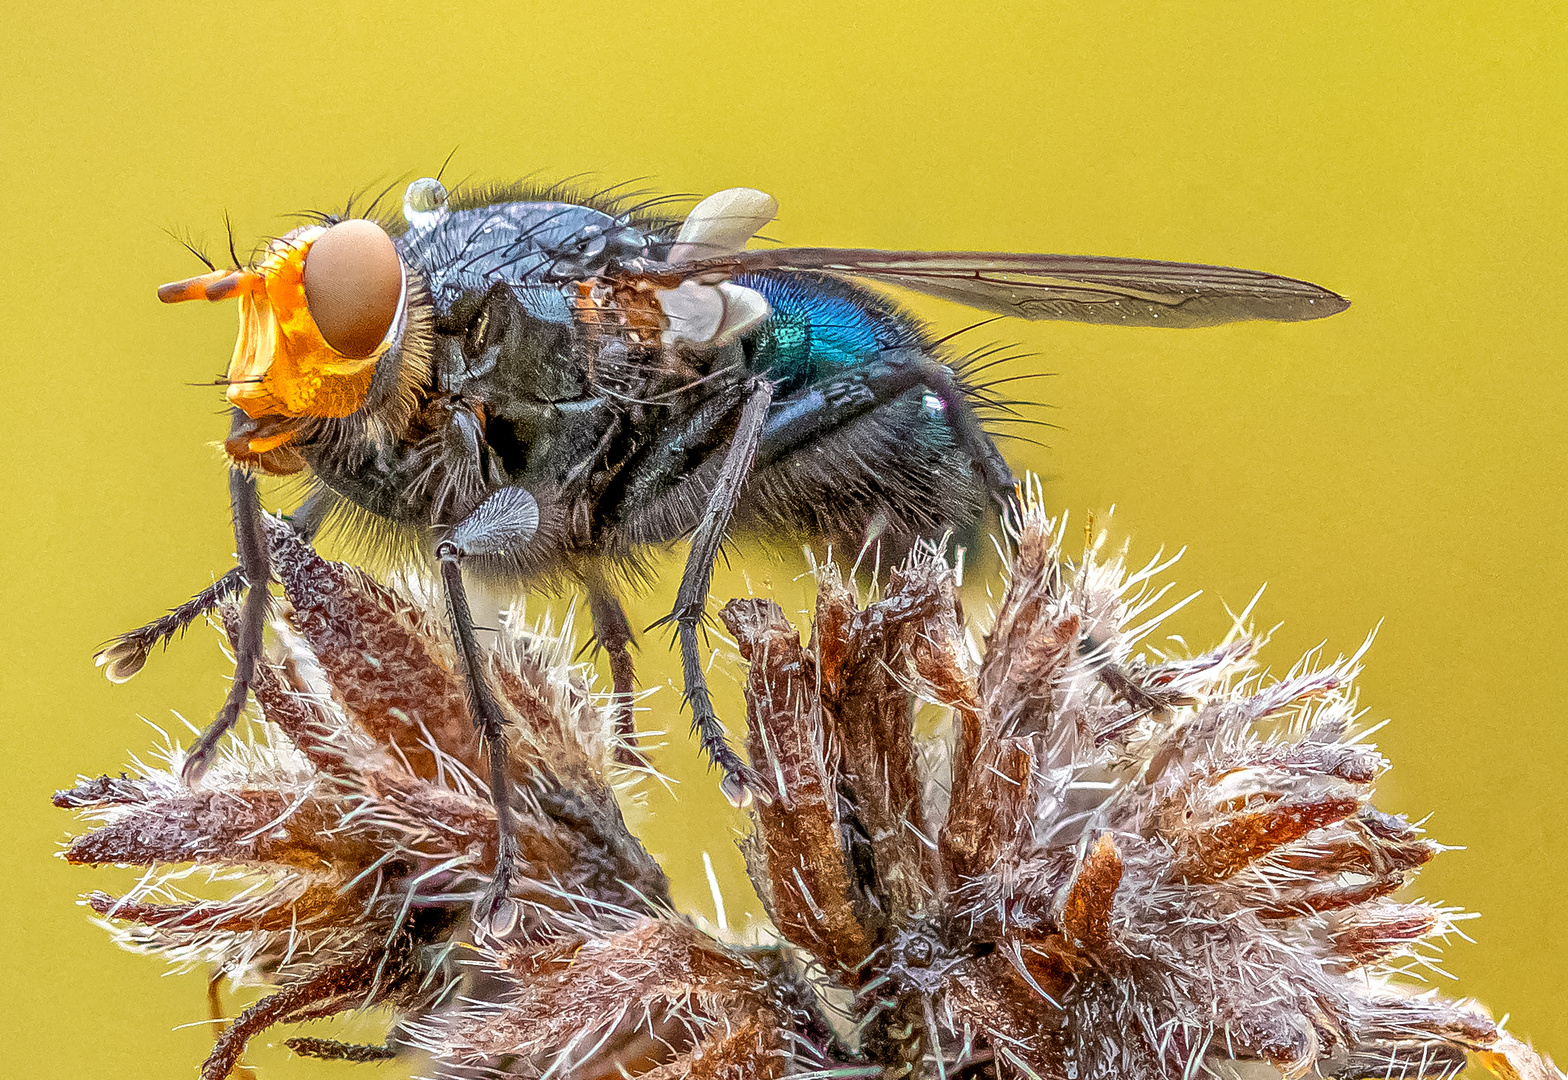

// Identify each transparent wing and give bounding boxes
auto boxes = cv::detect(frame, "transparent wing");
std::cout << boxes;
[659,248,1349,327]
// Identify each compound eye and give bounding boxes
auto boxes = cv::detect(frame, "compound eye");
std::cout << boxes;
[302,219,402,358]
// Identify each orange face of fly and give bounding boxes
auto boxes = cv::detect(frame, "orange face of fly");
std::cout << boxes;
[160,219,405,434]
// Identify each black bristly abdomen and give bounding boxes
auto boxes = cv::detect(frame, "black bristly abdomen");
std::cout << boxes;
[725,270,994,557]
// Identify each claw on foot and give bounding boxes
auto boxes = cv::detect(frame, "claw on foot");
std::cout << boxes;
[180,747,216,787]
[719,766,770,809]
[95,637,151,683]
[474,892,522,943]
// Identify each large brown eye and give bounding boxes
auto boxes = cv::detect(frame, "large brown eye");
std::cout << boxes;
[303,219,402,358]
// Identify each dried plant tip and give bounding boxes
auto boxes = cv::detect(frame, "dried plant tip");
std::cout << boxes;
[1327,903,1442,969]
[1479,1034,1567,1080]
[1333,1042,1471,1080]
[52,774,147,808]
[1058,833,1123,951]
[1166,768,1365,881]
[58,498,1561,1080]
[721,596,877,976]
[60,537,668,1080]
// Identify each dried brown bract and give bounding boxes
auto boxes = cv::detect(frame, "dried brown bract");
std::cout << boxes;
[58,521,677,1079]
[59,507,1562,1080]
[719,508,1566,1080]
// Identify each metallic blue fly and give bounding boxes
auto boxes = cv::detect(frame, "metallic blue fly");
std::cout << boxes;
[102,178,1348,922]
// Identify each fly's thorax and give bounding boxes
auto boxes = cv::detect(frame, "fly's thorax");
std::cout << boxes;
[400,196,665,313]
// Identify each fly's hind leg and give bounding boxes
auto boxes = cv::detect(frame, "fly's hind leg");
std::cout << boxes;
[584,572,642,766]
[433,486,542,932]
[659,378,775,806]
[755,346,1018,522]
[908,354,1020,519]
[96,486,333,683]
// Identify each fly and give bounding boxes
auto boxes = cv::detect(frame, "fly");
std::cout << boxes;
[98,177,1348,924]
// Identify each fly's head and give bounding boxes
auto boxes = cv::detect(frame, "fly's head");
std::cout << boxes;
[160,209,433,474]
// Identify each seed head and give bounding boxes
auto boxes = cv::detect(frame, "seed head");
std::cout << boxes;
[58,506,1562,1080]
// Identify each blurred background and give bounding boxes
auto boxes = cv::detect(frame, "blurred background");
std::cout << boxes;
[2,2,1564,1075]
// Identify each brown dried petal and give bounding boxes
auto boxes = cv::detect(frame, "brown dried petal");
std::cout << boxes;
[908,569,1039,891]
[1058,834,1123,952]
[85,882,360,935]
[252,655,364,777]
[1164,768,1364,881]
[942,949,1065,1074]
[1350,996,1497,1051]
[1249,739,1383,785]
[266,520,482,780]
[487,657,600,790]
[63,787,378,872]
[943,735,1037,889]
[722,597,876,974]
[53,774,151,808]
[1479,1034,1568,1080]
[1327,904,1442,969]
[1330,1042,1470,1080]
[1257,811,1438,917]
[635,1010,787,1080]
[426,920,777,1072]
[977,535,1077,744]
[909,577,1010,884]
[818,564,942,918]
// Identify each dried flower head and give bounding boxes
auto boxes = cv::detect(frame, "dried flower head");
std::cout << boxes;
[58,505,1562,1080]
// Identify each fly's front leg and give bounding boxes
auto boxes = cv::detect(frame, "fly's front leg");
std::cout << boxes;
[181,469,271,784]
[95,569,247,683]
[433,486,541,931]
[661,378,775,806]
[96,486,333,682]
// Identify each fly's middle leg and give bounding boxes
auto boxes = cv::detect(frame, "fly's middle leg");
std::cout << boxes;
[181,468,272,784]
[659,377,775,806]
[756,346,1019,518]
[585,574,642,767]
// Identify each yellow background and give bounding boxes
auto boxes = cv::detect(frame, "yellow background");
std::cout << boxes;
[2,2,1564,1075]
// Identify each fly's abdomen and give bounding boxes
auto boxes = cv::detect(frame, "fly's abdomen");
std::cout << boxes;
[725,272,995,553]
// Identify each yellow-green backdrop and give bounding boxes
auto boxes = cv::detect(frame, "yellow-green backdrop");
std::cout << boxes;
[2,2,1564,1076]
